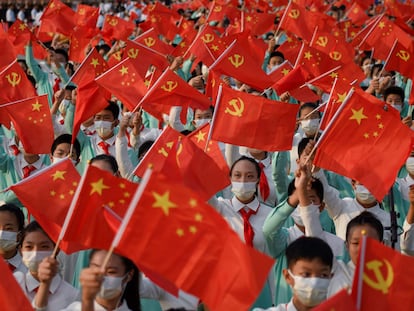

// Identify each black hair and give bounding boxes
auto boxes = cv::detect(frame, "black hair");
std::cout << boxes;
[0,203,25,231]
[370,63,383,78]
[299,102,320,118]
[96,44,111,55]
[229,156,261,179]
[54,48,69,63]
[180,130,192,136]
[138,140,154,160]
[383,86,405,102]
[269,51,285,62]
[89,154,119,174]
[287,177,324,201]
[20,221,54,247]
[345,211,384,242]
[90,250,141,311]
[51,134,81,161]
[286,237,333,269]
[297,137,312,159]
[102,101,120,120]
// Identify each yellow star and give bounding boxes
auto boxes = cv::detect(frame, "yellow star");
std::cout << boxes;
[376,114,381,120]
[378,123,384,129]
[336,92,347,103]
[123,192,130,198]
[32,101,43,112]
[69,190,74,195]
[144,79,151,88]
[211,44,219,51]
[195,130,206,143]
[246,16,252,22]
[282,68,290,76]
[19,23,26,31]
[304,51,313,60]
[180,41,186,48]
[349,108,368,125]
[378,21,385,29]
[329,72,338,78]
[189,198,197,207]
[73,181,78,187]
[90,58,100,68]
[59,194,65,199]
[108,201,115,207]
[189,225,197,234]
[119,183,126,189]
[51,170,66,181]
[119,65,129,76]
[90,178,110,195]
[373,131,379,137]
[195,213,203,222]
[152,191,177,216]
[176,228,184,237]
[50,190,56,196]
[363,133,369,139]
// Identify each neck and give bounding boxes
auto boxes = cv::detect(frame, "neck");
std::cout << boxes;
[1,249,17,260]
[237,196,255,205]
[250,151,266,160]
[292,296,313,311]
[356,199,377,208]
[24,154,40,164]
[100,133,114,141]
[96,295,122,310]
[296,223,305,234]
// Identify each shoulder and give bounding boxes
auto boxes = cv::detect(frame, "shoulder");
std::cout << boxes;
[60,301,82,311]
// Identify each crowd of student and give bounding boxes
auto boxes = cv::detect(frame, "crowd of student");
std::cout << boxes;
[1,0,414,310]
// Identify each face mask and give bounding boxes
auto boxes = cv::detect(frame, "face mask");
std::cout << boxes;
[391,104,402,113]
[52,156,66,164]
[94,120,113,137]
[0,230,18,252]
[58,99,71,115]
[98,275,125,300]
[288,270,330,307]
[22,250,53,272]
[355,185,376,204]
[290,208,304,227]
[301,118,320,135]
[194,118,211,128]
[231,181,257,201]
[406,157,414,174]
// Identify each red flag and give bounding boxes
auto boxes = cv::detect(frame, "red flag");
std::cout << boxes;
[134,28,175,56]
[75,4,99,28]
[0,27,16,71]
[38,0,76,36]
[71,48,108,86]
[385,40,414,83]
[125,40,169,70]
[0,256,33,310]
[314,89,412,201]
[211,85,299,151]
[144,2,180,40]
[313,289,357,311]
[8,20,47,60]
[115,171,275,311]
[276,32,302,64]
[243,11,275,36]
[68,25,97,63]
[346,2,369,25]
[272,64,311,95]
[4,95,54,154]
[101,15,135,41]
[352,237,414,311]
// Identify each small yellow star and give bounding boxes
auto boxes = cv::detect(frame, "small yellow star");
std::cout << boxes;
[108,201,115,207]
[50,190,56,196]
[119,65,129,76]
[91,58,100,68]
[195,130,206,143]
[189,198,197,207]
[90,178,110,195]
[119,183,126,189]
[373,131,379,137]
[336,92,347,103]
[195,213,203,222]
[329,72,339,79]
[144,79,151,88]
[363,133,369,139]
[32,101,43,112]
[189,225,197,234]
[51,170,66,181]
[349,108,368,125]
[152,191,177,216]
[176,228,184,237]
[211,44,219,51]
[123,192,130,198]
[19,23,26,31]
[59,194,65,199]
[246,16,252,22]
[304,51,313,60]
[378,123,384,129]
[376,114,381,120]
[378,21,385,29]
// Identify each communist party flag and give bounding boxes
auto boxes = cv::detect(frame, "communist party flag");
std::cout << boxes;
[0,60,36,104]
[115,171,275,311]
[134,28,175,56]
[211,85,299,151]
[385,40,414,83]
[71,48,108,87]
[101,15,135,42]
[10,159,81,247]
[0,257,33,310]
[313,289,357,311]
[125,40,169,70]
[352,237,414,311]
[0,28,16,71]
[75,4,99,28]
[4,95,53,154]
[313,89,412,201]
[38,0,76,36]
[8,20,47,60]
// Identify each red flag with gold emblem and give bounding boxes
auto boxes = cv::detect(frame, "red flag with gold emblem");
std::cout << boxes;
[115,171,275,311]
[314,89,412,201]
[211,85,299,151]
[71,48,108,86]
[385,40,414,83]
[313,289,357,311]
[101,15,135,42]
[38,0,77,36]
[0,61,36,104]
[4,95,54,154]
[352,237,414,311]
[75,4,99,28]
[134,28,175,56]
[125,40,169,70]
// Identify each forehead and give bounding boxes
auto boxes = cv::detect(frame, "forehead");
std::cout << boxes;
[291,258,331,274]
[385,94,402,101]
[300,106,318,118]
[23,230,51,244]
[232,159,257,172]
[90,250,125,269]
[55,142,71,151]
[95,110,114,119]
[90,161,114,174]
[349,224,380,241]
[0,211,19,227]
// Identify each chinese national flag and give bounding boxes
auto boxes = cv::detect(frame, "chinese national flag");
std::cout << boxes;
[352,237,414,311]
[71,48,108,87]
[276,32,302,64]
[0,61,36,105]
[313,289,357,311]
[68,25,97,63]
[0,28,16,71]
[0,256,33,310]
[10,159,81,248]
[38,0,76,36]
[243,12,275,36]
[272,64,311,95]
[4,95,54,154]
[346,3,369,25]
[134,28,175,56]
[101,15,135,42]
[211,85,299,151]
[75,4,99,28]
[314,89,412,201]
[8,20,47,60]
[115,171,275,311]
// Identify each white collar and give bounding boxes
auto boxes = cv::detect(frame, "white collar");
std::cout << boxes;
[97,135,116,146]
[26,272,61,294]
[7,252,21,268]
[231,196,260,213]
[20,155,44,170]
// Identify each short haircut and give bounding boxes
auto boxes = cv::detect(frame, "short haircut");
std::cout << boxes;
[297,137,312,159]
[138,140,154,159]
[299,102,320,118]
[287,177,324,201]
[230,155,261,179]
[345,211,384,242]
[103,101,120,120]
[286,236,333,269]
[383,86,405,102]
[20,221,54,246]
[51,134,81,160]
[54,48,69,63]
[0,203,25,231]
[269,51,285,61]
[90,154,119,174]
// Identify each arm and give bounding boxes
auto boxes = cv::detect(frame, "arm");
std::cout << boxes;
[168,106,186,132]
[401,185,414,256]
[271,151,290,201]
[79,266,104,311]
[34,257,59,310]
[25,42,47,83]
[116,115,135,179]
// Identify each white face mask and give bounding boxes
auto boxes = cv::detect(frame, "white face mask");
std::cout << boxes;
[94,120,113,137]
[231,181,257,201]
[0,230,18,252]
[58,99,71,115]
[391,104,402,113]
[193,118,211,128]
[406,157,414,174]
[288,270,330,307]
[355,185,376,204]
[22,250,53,272]
[301,118,320,135]
[98,275,125,299]
[52,156,66,164]
[291,204,321,227]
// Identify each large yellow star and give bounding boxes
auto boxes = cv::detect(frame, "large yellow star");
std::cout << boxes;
[51,170,66,181]
[91,58,100,68]
[152,191,177,216]
[349,108,368,125]
[90,178,110,195]
[378,21,385,29]
[119,65,129,76]
[336,92,347,103]
[195,130,206,143]
[282,68,290,76]
[304,51,313,60]
[32,101,43,112]
[19,23,27,31]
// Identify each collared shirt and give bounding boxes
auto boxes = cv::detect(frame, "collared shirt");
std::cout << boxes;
[253,300,298,311]
[6,252,27,273]
[254,154,278,207]
[328,260,355,297]
[61,301,131,311]
[16,154,48,180]
[93,134,117,157]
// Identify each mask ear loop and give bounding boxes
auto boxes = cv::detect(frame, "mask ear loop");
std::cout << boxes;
[114,273,130,310]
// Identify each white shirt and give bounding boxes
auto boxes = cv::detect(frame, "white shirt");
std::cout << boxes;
[61,301,130,311]
[6,252,27,274]
[14,271,79,311]
[6,8,16,22]
[327,260,355,297]
[253,300,298,311]
[16,154,48,180]
[397,175,414,202]
[92,134,117,157]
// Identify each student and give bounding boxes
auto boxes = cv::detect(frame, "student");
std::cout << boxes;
[383,86,412,127]
[14,221,79,310]
[50,134,81,166]
[328,211,383,297]
[253,237,334,311]
[0,203,26,273]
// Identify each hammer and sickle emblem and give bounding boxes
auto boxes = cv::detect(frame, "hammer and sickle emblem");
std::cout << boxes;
[363,259,394,294]
[214,5,222,12]
[396,50,410,62]
[108,18,118,27]
[329,51,342,61]
[161,81,178,92]
[158,141,182,157]
[201,33,214,43]
[144,37,155,47]
[316,36,328,48]
[225,97,244,117]
[289,9,300,19]
[127,48,139,59]
[6,72,21,87]
[228,54,244,68]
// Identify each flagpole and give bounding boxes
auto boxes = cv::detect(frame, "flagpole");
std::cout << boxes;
[356,235,368,311]
[133,40,167,58]
[293,41,305,68]
[64,47,95,87]
[274,0,292,41]
[309,26,318,47]
[206,84,223,151]
[356,13,384,50]
[299,65,342,87]
[182,24,206,59]
[348,13,381,44]
[375,39,398,79]
[0,59,17,76]
[0,94,44,108]
[208,39,237,71]
[100,167,153,271]
[313,77,338,140]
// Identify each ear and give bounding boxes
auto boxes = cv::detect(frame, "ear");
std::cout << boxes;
[125,269,134,283]
[113,119,119,127]
[283,268,294,287]
[319,202,325,212]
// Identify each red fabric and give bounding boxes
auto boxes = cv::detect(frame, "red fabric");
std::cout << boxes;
[258,162,270,202]
[0,27,16,72]
[22,165,36,179]
[313,289,356,310]
[71,48,108,87]
[239,208,258,247]
[38,0,76,36]
[9,145,20,156]
[101,15,135,42]
[98,141,110,155]
[8,20,47,60]
[53,77,61,94]
[7,262,16,272]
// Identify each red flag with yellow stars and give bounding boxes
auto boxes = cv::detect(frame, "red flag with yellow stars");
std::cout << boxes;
[10,159,81,247]
[243,11,275,36]
[75,4,99,29]
[115,171,275,311]
[101,15,135,42]
[314,89,412,201]
[276,32,302,65]
[4,95,53,154]
[68,26,96,63]
[313,289,357,311]
[71,48,108,86]
[211,85,299,151]
[38,0,76,36]
[352,237,414,311]
[8,20,47,60]
[61,165,138,254]
[0,60,36,105]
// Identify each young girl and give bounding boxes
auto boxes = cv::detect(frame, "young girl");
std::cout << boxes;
[13,221,79,310]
